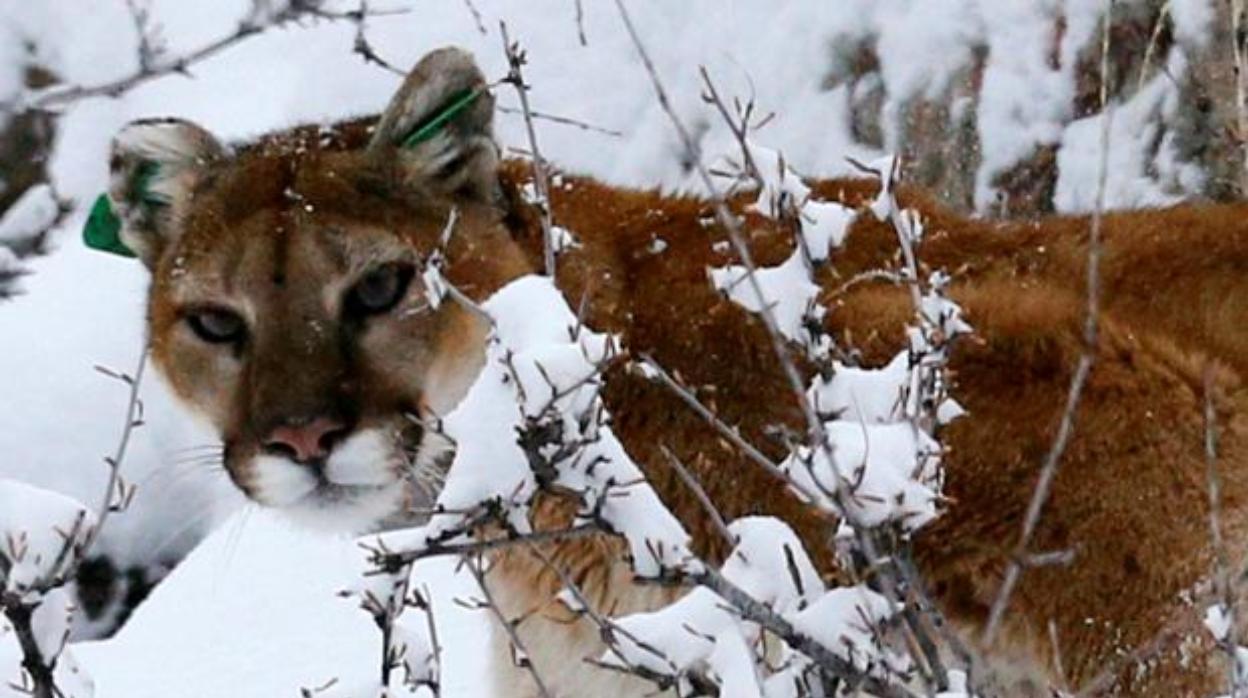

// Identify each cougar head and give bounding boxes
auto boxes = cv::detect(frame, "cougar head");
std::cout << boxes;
[109,48,532,531]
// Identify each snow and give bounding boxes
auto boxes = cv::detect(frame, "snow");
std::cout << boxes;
[0,184,58,246]
[721,517,824,615]
[1171,0,1217,48]
[710,251,820,347]
[788,586,900,674]
[601,516,905,695]
[1054,65,1190,213]
[0,480,94,599]
[604,586,743,681]
[29,587,73,667]
[800,201,856,261]
[380,275,692,578]
[70,509,482,698]
[0,0,886,650]
[1205,603,1233,642]
[782,421,942,530]
[810,352,910,424]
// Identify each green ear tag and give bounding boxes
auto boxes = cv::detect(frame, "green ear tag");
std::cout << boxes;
[83,194,137,258]
[401,88,481,149]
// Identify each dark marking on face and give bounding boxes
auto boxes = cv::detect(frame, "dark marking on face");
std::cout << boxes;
[271,225,288,287]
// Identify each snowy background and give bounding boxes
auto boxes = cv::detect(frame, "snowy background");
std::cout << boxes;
[0,0,1232,696]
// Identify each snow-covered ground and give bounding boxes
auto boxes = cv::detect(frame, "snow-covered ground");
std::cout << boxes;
[0,0,1217,695]
[74,509,483,697]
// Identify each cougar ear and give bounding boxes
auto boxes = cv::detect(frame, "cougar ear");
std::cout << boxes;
[107,118,224,267]
[369,46,498,201]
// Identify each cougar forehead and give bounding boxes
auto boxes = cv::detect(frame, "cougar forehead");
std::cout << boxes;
[149,123,460,418]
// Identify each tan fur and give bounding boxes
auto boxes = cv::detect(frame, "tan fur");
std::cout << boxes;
[122,51,1248,697]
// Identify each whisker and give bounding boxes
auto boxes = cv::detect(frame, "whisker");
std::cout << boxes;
[141,502,224,562]
[216,503,255,589]
[139,460,228,502]
[171,454,226,467]
[171,443,225,455]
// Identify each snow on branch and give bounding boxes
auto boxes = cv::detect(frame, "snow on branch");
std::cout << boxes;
[370,274,690,577]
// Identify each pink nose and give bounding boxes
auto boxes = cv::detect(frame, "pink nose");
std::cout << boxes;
[263,417,347,463]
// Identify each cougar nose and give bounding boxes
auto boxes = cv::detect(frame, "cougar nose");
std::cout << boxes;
[263,417,348,463]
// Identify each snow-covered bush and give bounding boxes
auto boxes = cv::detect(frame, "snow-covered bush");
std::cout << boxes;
[347,91,974,692]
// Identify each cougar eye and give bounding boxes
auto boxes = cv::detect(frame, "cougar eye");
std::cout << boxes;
[185,307,246,345]
[346,263,414,316]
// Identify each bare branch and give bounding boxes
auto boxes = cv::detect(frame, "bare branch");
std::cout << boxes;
[499,21,557,277]
[636,354,823,505]
[461,0,487,35]
[981,0,1112,647]
[573,0,588,45]
[685,564,919,698]
[0,347,147,698]
[657,446,735,551]
[350,0,405,76]
[5,2,393,116]
[496,104,622,137]
[371,522,601,571]
[462,554,554,698]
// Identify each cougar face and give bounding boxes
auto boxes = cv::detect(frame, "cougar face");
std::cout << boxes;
[111,48,527,530]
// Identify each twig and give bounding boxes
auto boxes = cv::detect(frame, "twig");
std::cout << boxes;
[461,0,487,35]
[372,522,601,570]
[573,0,587,45]
[1049,618,1068,689]
[699,67,762,186]
[657,446,735,551]
[499,21,556,278]
[77,351,148,569]
[419,585,443,698]
[1136,1,1171,93]
[4,1,392,116]
[686,564,918,698]
[350,0,405,76]
[637,354,822,505]
[123,0,163,73]
[496,104,622,136]
[525,544,686,690]
[463,553,554,698]
[981,0,1112,647]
